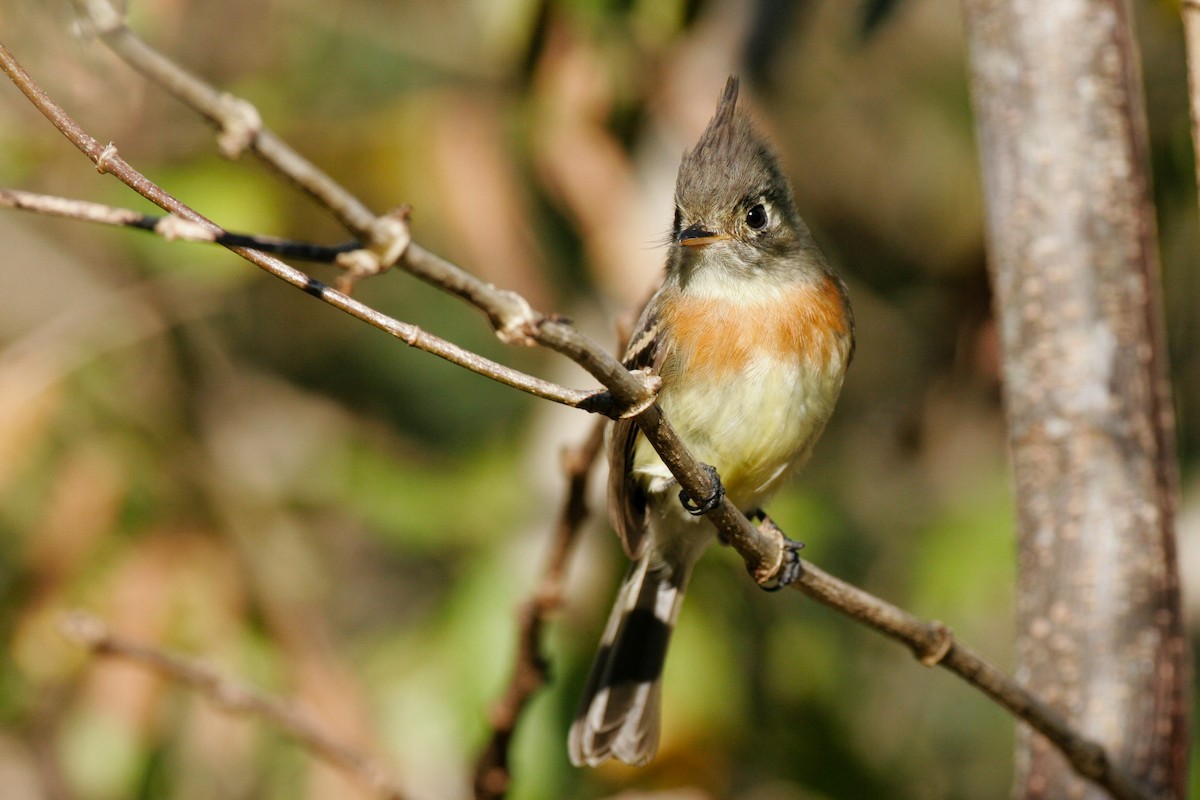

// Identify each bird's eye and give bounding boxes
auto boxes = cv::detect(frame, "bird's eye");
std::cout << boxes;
[672,206,682,234]
[746,203,768,230]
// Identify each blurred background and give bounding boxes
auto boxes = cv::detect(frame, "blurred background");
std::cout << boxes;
[0,0,1196,798]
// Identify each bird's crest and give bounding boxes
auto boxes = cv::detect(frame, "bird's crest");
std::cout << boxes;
[676,76,785,211]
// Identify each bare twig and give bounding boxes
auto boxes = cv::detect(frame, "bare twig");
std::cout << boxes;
[70,0,373,234]
[472,418,607,800]
[0,27,728,569]
[782,538,1166,800]
[0,42,610,415]
[0,17,1170,800]
[59,611,410,800]
[0,187,359,261]
[60,0,665,414]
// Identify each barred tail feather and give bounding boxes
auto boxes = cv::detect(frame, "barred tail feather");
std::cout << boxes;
[568,557,690,767]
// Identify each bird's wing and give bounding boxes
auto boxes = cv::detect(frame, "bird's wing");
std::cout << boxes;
[608,288,669,559]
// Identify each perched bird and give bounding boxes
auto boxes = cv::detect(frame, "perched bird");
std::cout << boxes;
[568,76,854,767]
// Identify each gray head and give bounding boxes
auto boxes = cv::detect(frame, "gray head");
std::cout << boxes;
[669,76,816,282]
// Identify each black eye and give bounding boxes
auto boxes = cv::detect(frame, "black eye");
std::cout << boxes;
[673,206,682,233]
[746,203,768,230]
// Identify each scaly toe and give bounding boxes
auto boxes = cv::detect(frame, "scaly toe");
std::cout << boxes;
[760,536,805,592]
[679,463,725,516]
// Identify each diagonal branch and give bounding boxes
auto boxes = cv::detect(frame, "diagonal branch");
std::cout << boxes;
[0,187,359,261]
[781,526,1165,800]
[62,0,662,415]
[472,417,607,800]
[0,41,611,416]
[1,22,733,570]
[70,0,376,235]
[0,20,1169,800]
[59,611,410,800]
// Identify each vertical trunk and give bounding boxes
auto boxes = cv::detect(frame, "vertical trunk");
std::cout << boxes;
[959,1,1190,798]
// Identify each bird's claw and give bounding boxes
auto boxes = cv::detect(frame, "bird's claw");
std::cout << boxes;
[759,535,805,592]
[679,463,725,516]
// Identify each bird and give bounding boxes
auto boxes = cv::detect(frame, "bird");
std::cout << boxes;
[568,75,854,768]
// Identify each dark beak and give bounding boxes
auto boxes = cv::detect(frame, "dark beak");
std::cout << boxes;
[677,226,731,248]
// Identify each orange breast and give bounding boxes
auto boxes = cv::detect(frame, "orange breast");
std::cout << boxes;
[661,275,851,379]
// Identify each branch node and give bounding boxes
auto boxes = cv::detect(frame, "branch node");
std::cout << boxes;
[616,370,661,418]
[369,205,413,264]
[493,290,540,346]
[95,142,119,174]
[334,206,412,293]
[333,250,375,293]
[917,621,955,667]
[215,93,263,158]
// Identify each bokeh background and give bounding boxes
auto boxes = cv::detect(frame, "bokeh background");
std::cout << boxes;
[0,1,1197,798]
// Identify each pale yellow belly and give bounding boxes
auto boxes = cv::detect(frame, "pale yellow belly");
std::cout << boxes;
[632,352,843,512]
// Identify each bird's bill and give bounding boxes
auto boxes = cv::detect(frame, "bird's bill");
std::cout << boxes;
[678,234,731,247]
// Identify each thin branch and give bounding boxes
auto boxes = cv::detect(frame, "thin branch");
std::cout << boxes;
[0,42,608,415]
[59,611,410,800]
[780,525,1165,800]
[0,17,1169,800]
[472,417,607,800]
[59,0,662,413]
[0,188,358,261]
[70,0,377,237]
[0,22,711,557]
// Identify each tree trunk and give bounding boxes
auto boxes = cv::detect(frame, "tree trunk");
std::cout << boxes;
[959,1,1190,798]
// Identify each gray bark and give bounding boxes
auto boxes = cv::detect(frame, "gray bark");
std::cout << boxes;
[960,1,1190,797]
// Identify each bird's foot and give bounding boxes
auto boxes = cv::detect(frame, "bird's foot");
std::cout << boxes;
[679,463,725,516]
[756,514,805,592]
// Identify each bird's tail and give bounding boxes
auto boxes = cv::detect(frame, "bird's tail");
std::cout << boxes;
[568,555,692,767]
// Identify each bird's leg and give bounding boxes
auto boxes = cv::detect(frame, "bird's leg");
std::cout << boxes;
[678,463,725,516]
